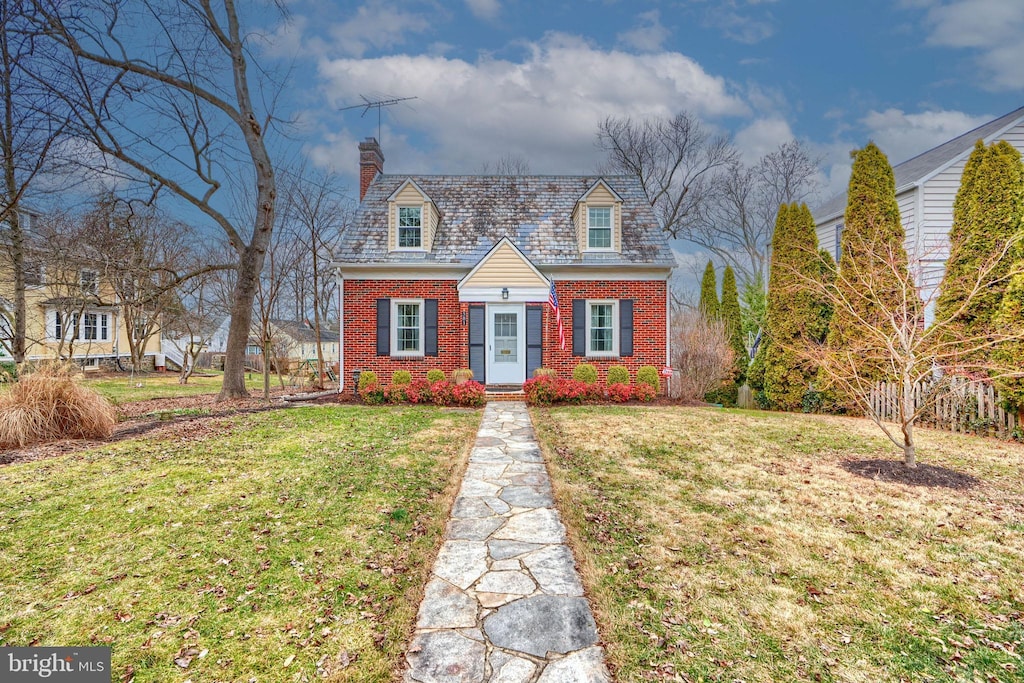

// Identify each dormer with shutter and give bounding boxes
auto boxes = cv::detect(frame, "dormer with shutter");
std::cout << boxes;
[572,179,623,254]
[387,179,439,252]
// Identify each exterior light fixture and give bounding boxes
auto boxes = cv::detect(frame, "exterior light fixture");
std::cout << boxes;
[501,287,509,300]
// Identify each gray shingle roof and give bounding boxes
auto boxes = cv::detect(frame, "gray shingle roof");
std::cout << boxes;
[814,105,1024,222]
[337,175,674,267]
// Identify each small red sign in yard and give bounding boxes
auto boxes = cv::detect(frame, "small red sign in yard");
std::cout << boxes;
[661,367,673,377]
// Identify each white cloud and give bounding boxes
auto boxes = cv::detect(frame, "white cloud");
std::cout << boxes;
[315,34,749,178]
[919,0,1024,90]
[860,107,992,164]
[617,10,670,53]
[465,0,500,20]
[703,3,776,44]
[733,117,795,164]
[329,0,433,57]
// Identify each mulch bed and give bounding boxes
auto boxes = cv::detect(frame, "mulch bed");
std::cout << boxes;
[840,458,981,489]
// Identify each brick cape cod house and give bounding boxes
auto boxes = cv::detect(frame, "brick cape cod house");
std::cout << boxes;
[332,138,674,393]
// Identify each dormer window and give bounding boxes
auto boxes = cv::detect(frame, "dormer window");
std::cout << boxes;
[398,206,423,248]
[587,207,613,249]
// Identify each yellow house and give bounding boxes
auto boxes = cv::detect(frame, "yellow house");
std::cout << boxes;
[0,252,162,370]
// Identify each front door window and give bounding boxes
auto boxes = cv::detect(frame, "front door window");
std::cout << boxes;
[494,313,518,363]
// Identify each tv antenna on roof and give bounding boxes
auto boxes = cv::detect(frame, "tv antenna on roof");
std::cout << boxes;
[339,94,417,145]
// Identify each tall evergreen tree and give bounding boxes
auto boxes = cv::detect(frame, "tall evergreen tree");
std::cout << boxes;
[935,140,1024,352]
[699,260,719,319]
[994,269,1024,423]
[763,203,827,410]
[720,265,746,382]
[825,143,914,381]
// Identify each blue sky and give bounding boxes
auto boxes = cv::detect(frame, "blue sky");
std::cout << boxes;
[260,0,1021,208]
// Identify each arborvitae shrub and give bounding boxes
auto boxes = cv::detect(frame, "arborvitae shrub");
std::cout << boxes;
[572,363,598,385]
[606,365,629,385]
[636,366,660,392]
[699,260,719,319]
[357,371,378,391]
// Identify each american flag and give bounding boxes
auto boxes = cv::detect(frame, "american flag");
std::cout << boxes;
[548,281,565,350]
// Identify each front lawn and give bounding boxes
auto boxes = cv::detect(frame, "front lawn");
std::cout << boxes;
[0,405,479,682]
[81,371,265,403]
[533,406,1024,682]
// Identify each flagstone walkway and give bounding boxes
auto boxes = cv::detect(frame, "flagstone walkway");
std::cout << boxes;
[404,402,611,683]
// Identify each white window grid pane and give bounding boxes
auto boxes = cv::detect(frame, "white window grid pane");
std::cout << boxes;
[590,304,614,352]
[589,207,611,227]
[397,304,420,351]
[589,227,611,248]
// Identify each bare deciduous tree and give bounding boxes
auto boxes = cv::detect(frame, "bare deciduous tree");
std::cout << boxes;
[598,111,737,240]
[0,0,69,362]
[477,153,530,175]
[279,167,349,387]
[693,141,820,284]
[33,0,283,399]
[787,239,1024,467]
[670,307,735,402]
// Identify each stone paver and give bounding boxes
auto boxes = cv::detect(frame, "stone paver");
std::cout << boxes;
[405,402,611,682]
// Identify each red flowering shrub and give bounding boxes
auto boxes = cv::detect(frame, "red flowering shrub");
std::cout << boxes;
[453,381,486,407]
[407,379,432,404]
[524,375,559,405]
[634,383,656,403]
[430,380,455,406]
[358,382,385,405]
[606,382,633,402]
[384,383,409,404]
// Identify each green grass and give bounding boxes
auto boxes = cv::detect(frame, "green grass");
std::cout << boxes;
[533,406,1024,683]
[0,405,480,682]
[81,372,264,403]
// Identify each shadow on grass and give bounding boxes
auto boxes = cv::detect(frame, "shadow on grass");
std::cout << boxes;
[840,459,980,489]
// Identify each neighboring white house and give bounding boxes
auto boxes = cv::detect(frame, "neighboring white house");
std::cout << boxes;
[814,105,1024,324]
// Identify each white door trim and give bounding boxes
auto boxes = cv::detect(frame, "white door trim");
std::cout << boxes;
[486,304,526,385]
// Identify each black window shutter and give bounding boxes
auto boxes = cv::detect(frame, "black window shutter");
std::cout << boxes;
[468,305,485,383]
[376,298,390,356]
[526,305,543,378]
[572,299,585,357]
[620,299,634,357]
[424,299,438,357]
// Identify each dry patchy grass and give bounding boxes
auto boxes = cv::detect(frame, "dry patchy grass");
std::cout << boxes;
[0,405,480,682]
[533,406,1024,683]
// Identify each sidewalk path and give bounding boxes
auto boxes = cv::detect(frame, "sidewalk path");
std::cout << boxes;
[404,402,611,683]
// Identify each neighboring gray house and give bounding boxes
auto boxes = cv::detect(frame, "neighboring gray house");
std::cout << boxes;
[814,105,1024,324]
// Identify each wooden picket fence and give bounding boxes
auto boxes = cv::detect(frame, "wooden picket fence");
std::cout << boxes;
[869,377,1019,438]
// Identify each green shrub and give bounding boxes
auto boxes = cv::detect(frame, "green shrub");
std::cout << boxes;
[0,361,16,382]
[572,363,598,385]
[391,370,412,385]
[636,366,660,392]
[357,371,378,391]
[426,369,445,383]
[705,383,737,407]
[606,365,629,385]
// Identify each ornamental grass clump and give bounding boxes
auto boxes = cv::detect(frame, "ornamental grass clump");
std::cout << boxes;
[0,363,116,448]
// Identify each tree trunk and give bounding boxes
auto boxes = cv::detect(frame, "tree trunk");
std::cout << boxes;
[901,374,917,468]
[219,245,264,400]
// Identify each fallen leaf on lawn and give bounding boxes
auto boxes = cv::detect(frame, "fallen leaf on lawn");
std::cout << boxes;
[282,654,295,667]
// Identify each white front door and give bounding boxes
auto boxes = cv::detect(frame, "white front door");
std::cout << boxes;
[487,304,526,385]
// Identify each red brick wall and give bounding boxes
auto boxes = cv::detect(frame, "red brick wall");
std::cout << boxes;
[342,278,668,389]
[344,279,467,385]
[545,280,668,383]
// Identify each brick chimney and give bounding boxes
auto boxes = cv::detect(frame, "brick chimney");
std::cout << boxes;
[358,137,384,202]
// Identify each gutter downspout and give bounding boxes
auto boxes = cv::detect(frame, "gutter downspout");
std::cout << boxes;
[665,277,671,397]
[337,270,344,394]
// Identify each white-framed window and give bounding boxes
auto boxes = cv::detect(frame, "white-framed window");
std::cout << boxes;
[80,268,99,296]
[397,206,423,248]
[0,314,12,359]
[586,300,618,356]
[834,223,844,263]
[392,299,423,356]
[587,206,613,250]
[52,310,109,341]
